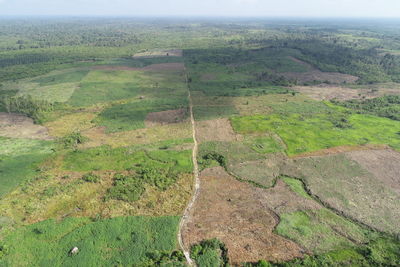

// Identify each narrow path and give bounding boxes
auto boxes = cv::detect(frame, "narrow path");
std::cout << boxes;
[178,68,200,266]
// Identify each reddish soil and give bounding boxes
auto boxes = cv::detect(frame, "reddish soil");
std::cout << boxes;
[195,118,240,143]
[145,108,188,127]
[282,57,359,84]
[346,149,400,194]
[0,112,52,140]
[182,167,305,265]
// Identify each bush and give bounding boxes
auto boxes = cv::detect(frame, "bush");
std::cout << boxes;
[191,238,229,267]
[60,132,88,148]
[81,172,100,183]
[106,173,145,202]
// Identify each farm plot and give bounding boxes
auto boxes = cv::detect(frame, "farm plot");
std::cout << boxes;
[231,112,400,155]
[282,153,400,235]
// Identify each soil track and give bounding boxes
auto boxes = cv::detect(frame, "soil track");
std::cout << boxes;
[178,69,199,266]
[0,112,52,140]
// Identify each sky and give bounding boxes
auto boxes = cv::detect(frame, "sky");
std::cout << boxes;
[0,0,400,17]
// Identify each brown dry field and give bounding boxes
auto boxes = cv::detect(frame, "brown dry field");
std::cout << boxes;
[80,122,192,148]
[145,108,188,127]
[0,112,52,140]
[195,118,241,143]
[346,149,400,194]
[182,167,305,265]
[132,49,183,58]
[282,57,359,84]
[294,84,400,101]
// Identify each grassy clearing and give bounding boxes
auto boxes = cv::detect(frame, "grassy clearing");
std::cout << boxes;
[0,216,184,267]
[198,139,284,187]
[96,97,188,133]
[281,177,313,200]
[286,154,400,235]
[276,209,369,254]
[193,105,238,121]
[63,144,193,173]
[0,137,54,198]
[231,113,400,155]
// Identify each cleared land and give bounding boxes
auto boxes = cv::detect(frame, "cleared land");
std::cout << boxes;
[0,113,52,140]
[182,167,305,264]
[195,118,240,143]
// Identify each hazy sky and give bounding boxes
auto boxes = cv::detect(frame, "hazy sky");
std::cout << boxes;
[0,0,400,17]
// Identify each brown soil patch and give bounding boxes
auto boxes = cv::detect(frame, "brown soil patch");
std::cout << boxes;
[294,85,373,101]
[195,118,240,143]
[282,57,359,84]
[182,167,305,265]
[291,144,389,158]
[0,112,52,140]
[346,149,400,194]
[145,108,188,127]
[259,179,321,215]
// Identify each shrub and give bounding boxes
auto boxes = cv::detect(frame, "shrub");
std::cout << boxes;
[81,172,100,183]
[191,238,229,267]
[106,174,145,202]
[60,132,88,148]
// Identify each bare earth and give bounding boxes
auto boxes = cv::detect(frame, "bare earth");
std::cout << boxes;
[195,118,240,143]
[346,149,400,194]
[132,49,183,58]
[182,167,305,265]
[0,112,52,140]
[145,108,188,127]
[294,84,400,101]
[282,57,359,84]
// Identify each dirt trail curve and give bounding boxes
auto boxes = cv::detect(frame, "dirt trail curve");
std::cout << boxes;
[178,67,199,266]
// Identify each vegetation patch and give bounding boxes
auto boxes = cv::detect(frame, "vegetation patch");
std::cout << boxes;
[191,238,229,267]
[0,137,54,197]
[0,216,183,266]
[231,113,400,155]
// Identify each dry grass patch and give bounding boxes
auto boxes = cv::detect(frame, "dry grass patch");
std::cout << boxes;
[0,113,52,140]
[284,153,400,235]
[44,112,97,137]
[346,149,400,194]
[81,122,192,148]
[182,167,304,265]
[195,118,240,143]
[291,144,389,158]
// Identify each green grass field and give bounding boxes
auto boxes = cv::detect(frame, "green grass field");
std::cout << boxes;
[231,113,400,155]
[0,137,54,197]
[0,216,183,267]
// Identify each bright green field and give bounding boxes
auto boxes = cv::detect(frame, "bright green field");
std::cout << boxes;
[63,145,193,173]
[231,113,400,155]
[0,216,181,267]
[0,137,54,197]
